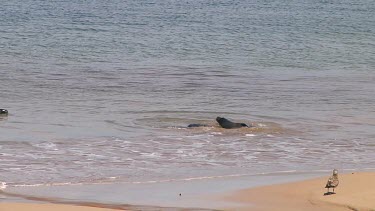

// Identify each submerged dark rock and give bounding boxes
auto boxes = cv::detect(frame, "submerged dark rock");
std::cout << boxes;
[0,109,8,116]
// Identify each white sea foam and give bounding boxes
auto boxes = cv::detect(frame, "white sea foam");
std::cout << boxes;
[33,142,58,151]
[140,152,160,158]
[244,155,256,160]
[6,168,369,189]
[114,139,132,144]
[176,149,184,154]
[0,182,7,190]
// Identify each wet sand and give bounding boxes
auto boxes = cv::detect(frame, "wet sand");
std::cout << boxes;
[220,172,375,211]
[1,171,326,210]
[0,203,117,211]
[1,172,374,211]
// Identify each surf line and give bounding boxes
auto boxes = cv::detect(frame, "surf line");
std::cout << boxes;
[0,190,201,211]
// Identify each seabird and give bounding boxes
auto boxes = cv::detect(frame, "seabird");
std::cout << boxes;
[325,169,339,194]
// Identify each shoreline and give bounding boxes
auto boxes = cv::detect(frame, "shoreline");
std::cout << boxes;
[1,171,329,210]
[0,203,118,211]
[1,172,374,211]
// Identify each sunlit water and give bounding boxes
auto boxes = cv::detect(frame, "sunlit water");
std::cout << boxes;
[0,0,374,189]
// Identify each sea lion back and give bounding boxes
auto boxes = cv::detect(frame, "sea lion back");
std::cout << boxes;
[216,117,248,129]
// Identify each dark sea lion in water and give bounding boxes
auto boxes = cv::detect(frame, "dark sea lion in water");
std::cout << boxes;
[216,117,249,129]
[0,109,8,116]
[187,123,208,128]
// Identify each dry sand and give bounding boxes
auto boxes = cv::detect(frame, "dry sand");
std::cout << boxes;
[221,172,375,211]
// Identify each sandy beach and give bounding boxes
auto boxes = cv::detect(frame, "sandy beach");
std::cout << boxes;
[221,172,375,211]
[1,172,374,211]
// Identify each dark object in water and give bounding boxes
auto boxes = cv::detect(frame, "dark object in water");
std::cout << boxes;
[325,169,339,194]
[0,109,8,115]
[216,117,249,129]
[187,123,208,128]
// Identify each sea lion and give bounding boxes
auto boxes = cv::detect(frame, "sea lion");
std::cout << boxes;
[0,109,8,116]
[187,123,208,128]
[216,117,249,129]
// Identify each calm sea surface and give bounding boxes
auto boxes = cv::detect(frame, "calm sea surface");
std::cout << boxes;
[0,0,374,188]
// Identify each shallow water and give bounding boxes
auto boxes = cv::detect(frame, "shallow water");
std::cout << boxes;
[0,0,374,192]
[2,171,329,210]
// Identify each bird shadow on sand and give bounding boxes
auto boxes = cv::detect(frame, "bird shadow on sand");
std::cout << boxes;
[324,192,336,196]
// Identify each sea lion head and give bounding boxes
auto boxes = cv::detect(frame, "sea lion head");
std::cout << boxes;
[216,117,223,123]
[240,123,249,127]
[216,117,230,125]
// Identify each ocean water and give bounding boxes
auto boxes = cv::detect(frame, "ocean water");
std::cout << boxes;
[0,0,374,193]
